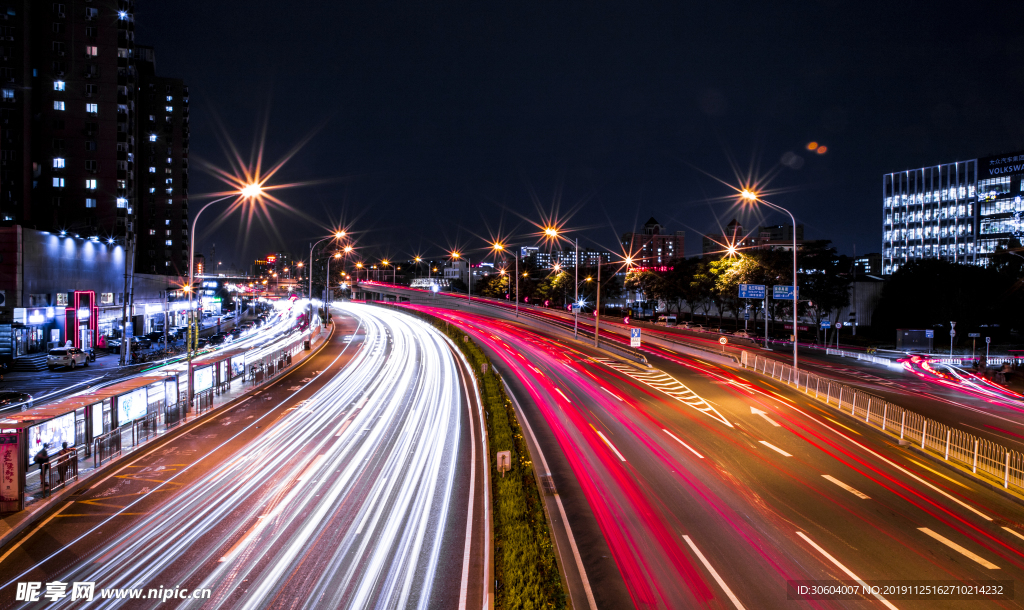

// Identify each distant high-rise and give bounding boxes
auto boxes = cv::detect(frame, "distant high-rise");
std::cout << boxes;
[135,45,190,276]
[621,217,684,267]
[0,2,188,276]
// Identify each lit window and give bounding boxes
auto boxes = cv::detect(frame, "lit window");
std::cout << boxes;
[165,188,173,194]
[166,198,173,205]
[149,167,156,173]
[85,198,96,208]
[165,240,173,246]
[52,177,65,188]
[149,188,155,193]
[85,179,97,190]
[166,96,173,102]
[54,101,65,111]
[0,89,12,100]
[86,46,98,56]
[86,103,98,113]
[149,134,157,142]
[54,80,65,91]
[165,106,173,112]
[116,197,127,208]
[149,229,156,235]
[118,10,127,19]
[165,220,170,225]
[148,115,155,121]
[165,178,173,184]
[53,157,65,168]
[166,158,172,164]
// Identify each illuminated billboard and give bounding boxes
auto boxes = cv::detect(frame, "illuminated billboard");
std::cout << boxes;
[118,387,149,424]
[29,412,75,455]
[194,366,214,393]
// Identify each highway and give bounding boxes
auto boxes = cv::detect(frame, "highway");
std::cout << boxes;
[366,283,1024,454]
[0,304,485,609]
[406,303,1024,609]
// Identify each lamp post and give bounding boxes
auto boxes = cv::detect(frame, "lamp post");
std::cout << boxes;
[186,189,251,412]
[742,190,799,370]
[492,243,517,316]
[451,252,471,302]
[325,252,340,304]
[308,231,345,300]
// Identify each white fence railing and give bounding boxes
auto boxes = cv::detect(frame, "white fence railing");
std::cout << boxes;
[742,351,1024,493]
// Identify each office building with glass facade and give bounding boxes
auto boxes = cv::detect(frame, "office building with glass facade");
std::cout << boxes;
[882,151,1024,275]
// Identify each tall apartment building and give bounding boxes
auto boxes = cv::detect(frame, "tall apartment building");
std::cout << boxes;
[621,217,684,267]
[882,152,1024,275]
[0,1,187,276]
[135,45,189,275]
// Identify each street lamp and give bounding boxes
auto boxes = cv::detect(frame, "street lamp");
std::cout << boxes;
[742,189,799,370]
[451,251,471,302]
[325,252,341,304]
[184,183,259,409]
[545,226,581,337]
[492,243,515,316]
[308,231,345,299]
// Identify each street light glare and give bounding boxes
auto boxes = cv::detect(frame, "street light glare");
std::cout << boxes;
[740,189,758,201]
[241,183,263,198]
[335,231,345,239]
[544,227,559,237]
[344,246,353,253]
[492,243,504,251]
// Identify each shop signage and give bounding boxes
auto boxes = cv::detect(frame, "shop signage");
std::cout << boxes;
[978,151,1024,177]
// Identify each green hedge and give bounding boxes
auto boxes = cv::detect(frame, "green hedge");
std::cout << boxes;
[401,307,566,610]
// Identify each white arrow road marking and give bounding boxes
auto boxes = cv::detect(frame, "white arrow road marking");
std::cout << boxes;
[822,475,870,499]
[750,406,780,427]
[918,528,1000,569]
[758,441,792,457]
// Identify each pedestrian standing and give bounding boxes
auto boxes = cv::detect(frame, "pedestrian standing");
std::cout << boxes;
[57,442,71,485]
[34,446,49,491]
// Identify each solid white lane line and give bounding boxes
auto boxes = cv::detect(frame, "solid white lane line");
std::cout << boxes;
[555,388,571,403]
[504,382,597,610]
[682,535,745,610]
[758,441,792,457]
[1002,526,1024,543]
[596,431,627,461]
[663,429,704,459]
[600,387,624,401]
[0,502,74,565]
[822,475,870,499]
[455,346,476,610]
[796,531,899,610]
[918,528,1000,569]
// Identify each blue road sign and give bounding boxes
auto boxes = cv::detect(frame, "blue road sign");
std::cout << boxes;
[738,284,766,299]
[773,285,798,300]
[630,328,641,347]
[925,329,934,338]
[820,320,831,329]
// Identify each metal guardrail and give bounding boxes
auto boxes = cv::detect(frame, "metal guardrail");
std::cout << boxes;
[742,351,1024,492]
[825,348,905,370]
[44,452,79,496]
[93,427,122,467]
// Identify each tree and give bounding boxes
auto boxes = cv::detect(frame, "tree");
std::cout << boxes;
[798,241,851,344]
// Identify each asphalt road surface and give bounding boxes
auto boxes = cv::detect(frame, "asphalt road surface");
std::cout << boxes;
[0,304,485,609]
[409,303,1024,610]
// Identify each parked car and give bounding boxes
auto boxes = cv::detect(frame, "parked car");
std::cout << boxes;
[47,347,90,370]
[683,324,704,332]
[196,337,209,348]
[131,336,152,349]
[0,391,32,410]
[208,334,226,346]
[732,330,753,339]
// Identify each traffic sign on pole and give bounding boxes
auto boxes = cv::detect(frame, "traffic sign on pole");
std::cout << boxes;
[772,285,798,300]
[820,320,831,329]
[630,328,641,348]
[738,284,766,299]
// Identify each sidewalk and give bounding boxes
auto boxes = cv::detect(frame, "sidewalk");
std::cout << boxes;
[0,322,332,548]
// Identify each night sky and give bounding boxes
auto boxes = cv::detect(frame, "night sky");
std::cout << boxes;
[137,0,1024,269]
